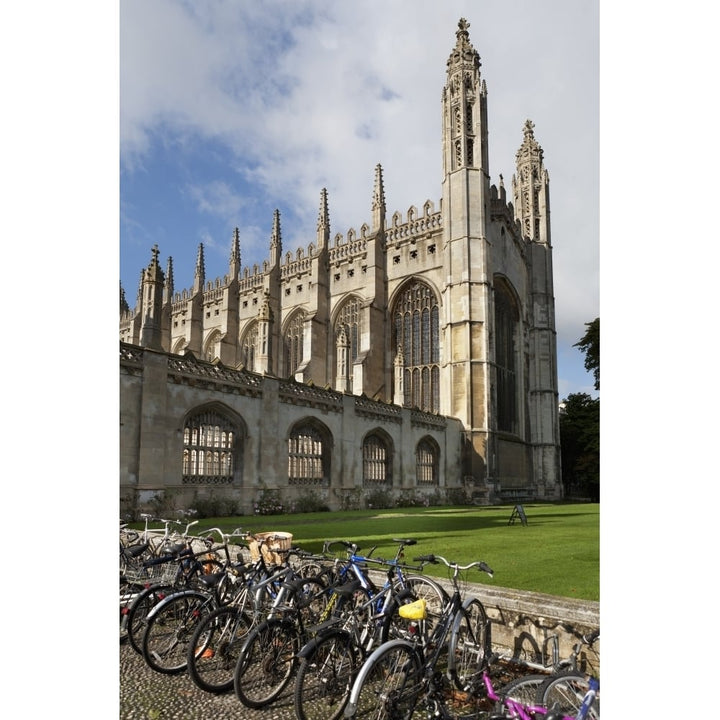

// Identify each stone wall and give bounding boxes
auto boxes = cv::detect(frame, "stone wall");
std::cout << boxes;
[371,570,600,676]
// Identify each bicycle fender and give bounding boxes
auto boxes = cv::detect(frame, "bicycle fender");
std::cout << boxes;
[344,638,419,717]
[145,589,208,621]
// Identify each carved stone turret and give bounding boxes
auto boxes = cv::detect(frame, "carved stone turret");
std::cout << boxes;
[512,119,551,245]
[139,244,165,350]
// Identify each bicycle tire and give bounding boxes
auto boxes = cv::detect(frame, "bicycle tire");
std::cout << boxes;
[186,605,254,693]
[497,673,551,706]
[291,576,332,625]
[119,579,144,643]
[397,574,447,636]
[447,597,489,692]
[294,629,363,720]
[124,583,175,655]
[378,588,422,643]
[142,590,214,674]
[344,639,423,719]
[538,671,600,719]
[233,617,301,708]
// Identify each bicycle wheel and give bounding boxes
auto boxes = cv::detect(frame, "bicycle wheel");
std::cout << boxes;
[124,584,175,655]
[538,672,600,719]
[294,630,362,720]
[187,605,254,693]
[398,575,447,636]
[142,591,213,674]
[291,576,331,625]
[120,578,145,643]
[345,640,423,719]
[378,589,422,643]
[233,618,301,708]
[497,673,550,705]
[447,598,489,692]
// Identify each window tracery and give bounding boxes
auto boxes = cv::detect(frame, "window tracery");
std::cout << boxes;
[182,409,238,484]
[393,281,440,413]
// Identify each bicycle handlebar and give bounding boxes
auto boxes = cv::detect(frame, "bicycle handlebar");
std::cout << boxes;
[413,554,494,577]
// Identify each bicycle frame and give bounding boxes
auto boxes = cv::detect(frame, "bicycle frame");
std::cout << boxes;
[485,670,598,720]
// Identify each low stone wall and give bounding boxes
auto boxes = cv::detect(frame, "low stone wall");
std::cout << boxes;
[372,570,600,676]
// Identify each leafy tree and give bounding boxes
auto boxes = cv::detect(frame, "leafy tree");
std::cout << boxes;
[560,318,600,500]
[574,317,599,390]
[559,393,599,501]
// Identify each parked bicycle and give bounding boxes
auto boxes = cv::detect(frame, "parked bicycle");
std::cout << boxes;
[344,552,493,719]
[186,541,328,694]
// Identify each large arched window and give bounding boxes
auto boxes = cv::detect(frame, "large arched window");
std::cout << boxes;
[288,420,331,486]
[334,296,361,392]
[494,278,520,434]
[240,321,259,372]
[393,280,440,412]
[283,311,305,378]
[415,437,439,486]
[363,431,392,486]
[182,408,239,484]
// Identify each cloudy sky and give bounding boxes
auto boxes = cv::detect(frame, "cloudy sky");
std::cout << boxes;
[119,0,599,400]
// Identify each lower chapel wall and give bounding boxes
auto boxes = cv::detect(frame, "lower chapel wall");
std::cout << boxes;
[120,344,474,517]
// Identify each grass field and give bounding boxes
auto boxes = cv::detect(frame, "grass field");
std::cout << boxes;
[143,503,599,602]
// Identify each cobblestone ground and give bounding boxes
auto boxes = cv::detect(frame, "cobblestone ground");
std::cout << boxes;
[120,640,302,719]
[120,639,531,720]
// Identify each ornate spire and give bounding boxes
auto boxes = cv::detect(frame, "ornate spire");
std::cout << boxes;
[317,188,330,248]
[120,282,129,315]
[371,164,386,233]
[269,210,282,266]
[512,119,550,243]
[442,18,484,174]
[516,119,544,165]
[163,256,174,303]
[143,244,164,284]
[229,227,241,279]
[270,210,281,249]
[447,18,480,72]
[193,243,205,294]
[140,244,165,350]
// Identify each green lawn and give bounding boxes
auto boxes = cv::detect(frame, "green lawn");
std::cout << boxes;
[136,503,599,602]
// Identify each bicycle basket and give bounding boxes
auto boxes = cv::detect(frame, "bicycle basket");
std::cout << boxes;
[123,560,178,585]
[248,531,293,565]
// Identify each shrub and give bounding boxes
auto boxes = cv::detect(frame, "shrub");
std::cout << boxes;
[191,496,242,518]
[290,489,330,514]
[254,488,284,515]
[364,486,394,510]
[445,486,472,505]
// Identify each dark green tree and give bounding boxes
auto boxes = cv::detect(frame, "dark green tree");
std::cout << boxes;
[559,393,599,500]
[574,317,599,391]
[560,318,600,500]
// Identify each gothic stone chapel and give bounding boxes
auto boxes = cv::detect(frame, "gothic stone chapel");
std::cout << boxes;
[119,18,561,516]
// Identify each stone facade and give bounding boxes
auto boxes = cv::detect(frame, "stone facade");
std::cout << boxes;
[119,19,561,515]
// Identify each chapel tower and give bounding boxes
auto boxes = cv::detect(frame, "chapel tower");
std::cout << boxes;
[439,18,493,479]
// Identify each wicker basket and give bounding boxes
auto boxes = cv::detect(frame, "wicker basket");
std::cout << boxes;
[248,531,293,565]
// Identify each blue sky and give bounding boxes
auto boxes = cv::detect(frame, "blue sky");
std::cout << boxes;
[119,0,600,401]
